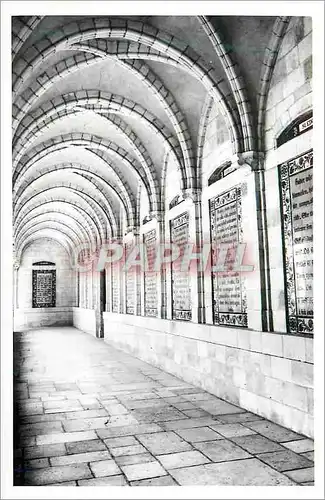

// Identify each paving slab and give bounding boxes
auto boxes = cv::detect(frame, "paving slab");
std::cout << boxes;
[130,475,177,486]
[115,453,155,466]
[23,458,50,469]
[216,412,264,424]
[231,434,285,454]
[110,444,147,457]
[136,431,192,455]
[50,450,111,466]
[282,439,314,453]
[158,450,210,469]
[196,400,245,415]
[257,450,314,472]
[24,444,67,459]
[169,458,296,485]
[121,461,168,481]
[175,426,223,443]
[24,464,92,485]
[47,481,77,486]
[104,436,138,448]
[244,420,305,442]
[161,417,218,431]
[301,451,314,461]
[78,475,128,486]
[66,439,107,454]
[209,423,257,438]
[97,423,163,439]
[18,421,63,436]
[284,467,314,483]
[36,430,97,446]
[194,439,251,462]
[132,406,186,423]
[89,459,121,477]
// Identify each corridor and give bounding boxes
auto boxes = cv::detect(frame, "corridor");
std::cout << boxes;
[14,327,314,487]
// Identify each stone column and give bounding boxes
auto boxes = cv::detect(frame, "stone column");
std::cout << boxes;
[95,269,106,339]
[238,151,273,332]
[13,261,20,311]
[182,188,205,324]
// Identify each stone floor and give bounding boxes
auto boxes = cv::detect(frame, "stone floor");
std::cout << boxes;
[13,327,314,487]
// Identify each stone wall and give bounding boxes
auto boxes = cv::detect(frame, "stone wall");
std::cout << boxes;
[72,307,96,336]
[103,312,313,438]
[14,307,73,330]
[14,238,76,330]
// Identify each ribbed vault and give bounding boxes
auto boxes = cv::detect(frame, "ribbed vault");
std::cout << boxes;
[13,14,284,262]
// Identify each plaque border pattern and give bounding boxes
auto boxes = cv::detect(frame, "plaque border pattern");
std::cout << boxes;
[111,263,119,313]
[209,185,248,328]
[124,240,135,315]
[278,149,313,335]
[32,269,56,308]
[170,211,192,322]
[143,229,158,317]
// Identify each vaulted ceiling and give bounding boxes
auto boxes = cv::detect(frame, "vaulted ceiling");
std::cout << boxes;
[12,15,285,262]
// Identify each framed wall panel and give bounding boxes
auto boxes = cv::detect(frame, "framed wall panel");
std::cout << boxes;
[278,149,313,335]
[170,211,192,321]
[209,185,247,328]
[32,269,56,308]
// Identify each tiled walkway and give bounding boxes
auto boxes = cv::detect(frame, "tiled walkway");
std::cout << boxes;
[14,327,314,487]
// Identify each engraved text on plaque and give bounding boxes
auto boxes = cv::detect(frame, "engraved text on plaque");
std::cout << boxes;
[279,150,313,334]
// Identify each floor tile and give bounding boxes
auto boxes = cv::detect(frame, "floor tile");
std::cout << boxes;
[169,458,295,485]
[210,423,257,438]
[89,459,121,477]
[182,409,210,418]
[24,444,67,459]
[36,430,97,445]
[104,436,138,448]
[161,417,218,431]
[194,439,251,462]
[136,431,192,455]
[175,426,223,443]
[97,423,162,439]
[282,439,314,453]
[64,409,108,420]
[103,403,129,415]
[301,451,314,461]
[132,407,186,423]
[130,475,177,486]
[216,413,264,424]
[158,450,210,469]
[110,444,147,457]
[115,453,155,466]
[18,421,63,436]
[257,450,314,472]
[78,475,128,486]
[284,467,314,483]
[121,461,167,481]
[46,481,77,486]
[23,458,50,469]
[24,464,92,485]
[231,435,284,454]
[244,421,304,442]
[196,400,245,415]
[50,450,110,466]
[66,439,107,454]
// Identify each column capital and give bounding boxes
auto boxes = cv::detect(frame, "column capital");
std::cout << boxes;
[148,211,164,223]
[236,151,265,171]
[182,188,202,203]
